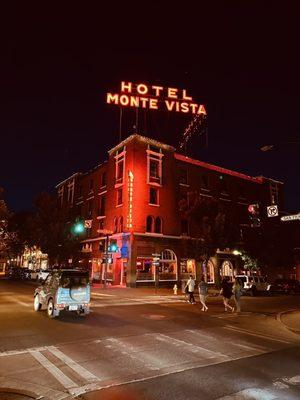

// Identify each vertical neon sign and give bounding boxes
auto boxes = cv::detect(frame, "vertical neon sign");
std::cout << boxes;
[127,171,134,229]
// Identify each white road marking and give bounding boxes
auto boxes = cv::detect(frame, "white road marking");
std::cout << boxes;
[106,337,160,370]
[29,350,78,390]
[150,332,231,360]
[0,346,50,357]
[223,326,292,344]
[14,300,30,307]
[185,329,267,352]
[91,292,115,297]
[283,375,300,384]
[48,346,99,382]
[217,388,277,399]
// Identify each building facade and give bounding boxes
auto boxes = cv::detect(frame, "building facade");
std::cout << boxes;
[56,134,285,287]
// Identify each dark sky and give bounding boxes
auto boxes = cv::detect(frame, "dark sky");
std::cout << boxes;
[1,3,299,212]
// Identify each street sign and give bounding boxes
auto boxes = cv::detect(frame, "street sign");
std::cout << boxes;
[267,205,278,217]
[97,229,113,235]
[84,220,93,228]
[281,213,300,222]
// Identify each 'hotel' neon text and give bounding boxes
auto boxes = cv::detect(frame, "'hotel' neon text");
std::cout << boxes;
[107,82,206,115]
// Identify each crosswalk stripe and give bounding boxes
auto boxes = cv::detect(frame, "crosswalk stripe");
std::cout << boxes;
[48,346,99,382]
[150,333,231,360]
[186,329,267,352]
[29,350,77,389]
[106,337,160,370]
[216,388,277,399]
[223,326,292,344]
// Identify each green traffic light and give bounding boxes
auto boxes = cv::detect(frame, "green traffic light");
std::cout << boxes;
[74,222,85,234]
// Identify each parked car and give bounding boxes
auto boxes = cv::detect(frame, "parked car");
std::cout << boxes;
[235,275,269,296]
[29,269,40,280]
[20,268,31,280]
[267,279,300,295]
[8,267,21,279]
[33,269,90,318]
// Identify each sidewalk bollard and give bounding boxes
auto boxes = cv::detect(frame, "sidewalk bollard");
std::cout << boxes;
[173,284,178,295]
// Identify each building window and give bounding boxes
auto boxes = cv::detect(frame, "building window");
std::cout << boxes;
[79,185,82,197]
[201,175,209,190]
[77,204,82,217]
[238,184,246,199]
[136,258,155,282]
[89,179,94,191]
[160,249,177,281]
[67,180,74,204]
[221,260,234,280]
[98,219,105,231]
[155,217,162,234]
[58,185,64,207]
[147,149,163,185]
[181,219,189,236]
[202,259,215,283]
[219,176,228,193]
[98,196,106,216]
[146,216,154,232]
[117,188,123,206]
[87,200,93,218]
[270,182,279,204]
[179,169,188,185]
[115,151,125,185]
[113,217,118,233]
[149,188,158,205]
[101,172,106,188]
[118,216,123,233]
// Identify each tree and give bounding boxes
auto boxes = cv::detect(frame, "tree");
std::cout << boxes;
[0,188,17,259]
[179,192,240,282]
[27,192,81,265]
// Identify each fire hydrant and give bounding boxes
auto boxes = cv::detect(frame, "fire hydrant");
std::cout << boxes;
[173,284,178,295]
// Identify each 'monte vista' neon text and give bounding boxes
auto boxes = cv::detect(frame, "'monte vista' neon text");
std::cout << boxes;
[107,82,206,115]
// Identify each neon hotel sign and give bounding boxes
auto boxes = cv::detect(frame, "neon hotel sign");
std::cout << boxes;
[107,82,206,115]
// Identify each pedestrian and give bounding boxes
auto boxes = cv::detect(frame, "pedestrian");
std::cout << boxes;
[198,276,208,311]
[185,275,196,304]
[220,277,234,312]
[232,277,243,313]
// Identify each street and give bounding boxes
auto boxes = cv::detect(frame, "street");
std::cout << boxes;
[1,279,300,400]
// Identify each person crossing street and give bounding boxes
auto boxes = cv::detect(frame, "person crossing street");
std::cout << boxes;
[185,275,196,304]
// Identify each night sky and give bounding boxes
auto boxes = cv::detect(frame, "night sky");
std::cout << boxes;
[1,3,299,212]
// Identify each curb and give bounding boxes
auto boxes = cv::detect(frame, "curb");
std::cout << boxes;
[276,309,300,335]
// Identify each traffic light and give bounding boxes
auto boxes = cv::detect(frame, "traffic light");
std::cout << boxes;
[248,203,261,227]
[72,221,85,234]
[108,241,118,252]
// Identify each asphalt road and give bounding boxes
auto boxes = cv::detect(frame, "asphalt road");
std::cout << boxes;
[0,279,300,400]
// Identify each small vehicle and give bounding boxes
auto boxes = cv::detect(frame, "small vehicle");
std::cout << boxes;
[267,279,300,295]
[37,269,51,282]
[33,269,90,318]
[20,268,31,280]
[235,275,268,296]
[29,269,40,280]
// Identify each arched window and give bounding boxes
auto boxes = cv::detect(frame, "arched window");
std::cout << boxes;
[155,217,162,234]
[113,217,118,233]
[207,259,215,283]
[160,249,177,281]
[221,260,234,280]
[118,216,123,233]
[146,216,154,232]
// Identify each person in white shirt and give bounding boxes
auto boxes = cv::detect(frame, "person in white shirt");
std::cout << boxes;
[185,275,196,304]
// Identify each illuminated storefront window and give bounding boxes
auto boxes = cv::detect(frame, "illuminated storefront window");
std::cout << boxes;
[159,249,177,281]
[202,259,215,283]
[221,260,234,280]
[136,258,155,281]
[180,258,195,277]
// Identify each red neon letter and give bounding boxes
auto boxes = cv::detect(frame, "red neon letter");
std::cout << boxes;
[121,82,132,93]
[152,85,163,97]
[165,100,175,111]
[149,99,158,109]
[168,88,178,99]
[197,104,207,115]
[107,93,119,104]
[180,102,189,113]
[137,84,148,95]
[120,94,129,106]
[182,89,192,101]
[130,96,139,107]
[140,97,149,108]
[190,103,198,114]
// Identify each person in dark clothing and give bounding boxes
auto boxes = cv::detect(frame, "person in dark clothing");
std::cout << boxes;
[220,277,234,312]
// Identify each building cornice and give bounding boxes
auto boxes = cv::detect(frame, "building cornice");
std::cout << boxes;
[108,134,176,155]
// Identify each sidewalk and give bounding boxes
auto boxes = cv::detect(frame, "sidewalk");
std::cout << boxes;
[278,310,300,334]
[90,283,220,299]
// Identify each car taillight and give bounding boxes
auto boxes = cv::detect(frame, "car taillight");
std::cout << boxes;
[57,303,65,309]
